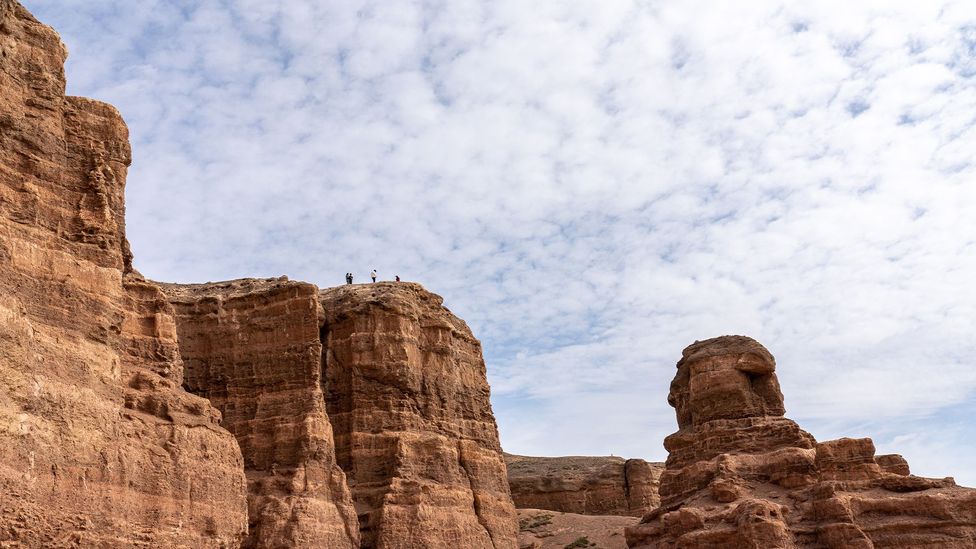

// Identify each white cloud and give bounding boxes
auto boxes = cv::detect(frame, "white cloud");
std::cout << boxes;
[23,0,976,486]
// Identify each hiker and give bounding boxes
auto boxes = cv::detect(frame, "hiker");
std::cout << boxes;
[371,269,377,283]
[395,275,400,282]
[345,272,353,284]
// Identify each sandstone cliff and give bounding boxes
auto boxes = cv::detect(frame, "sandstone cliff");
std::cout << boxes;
[506,454,662,517]
[161,278,360,549]
[626,336,976,548]
[321,282,518,549]
[161,280,519,548]
[1,3,518,547]
[0,1,247,546]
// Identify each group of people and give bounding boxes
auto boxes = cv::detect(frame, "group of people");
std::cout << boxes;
[345,270,400,284]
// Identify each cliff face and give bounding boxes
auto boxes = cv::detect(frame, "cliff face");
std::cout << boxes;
[161,278,360,549]
[1,4,518,547]
[321,282,518,549]
[0,2,248,546]
[506,454,662,517]
[161,279,518,548]
[626,336,976,549]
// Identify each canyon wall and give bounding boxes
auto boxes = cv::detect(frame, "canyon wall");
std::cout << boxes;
[626,336,976,548]
[162,280,519,549]
[506,454,662,517]
[0,1,248,546]
[162,278,360,549]
[1,3,517,547]
[321,283,518,549]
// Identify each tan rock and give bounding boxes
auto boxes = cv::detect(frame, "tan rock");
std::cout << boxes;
[0,2,247,546]
[627,335,976,548]
[506,454,663,517]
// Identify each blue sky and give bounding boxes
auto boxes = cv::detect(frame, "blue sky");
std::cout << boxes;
[25,0,976,486]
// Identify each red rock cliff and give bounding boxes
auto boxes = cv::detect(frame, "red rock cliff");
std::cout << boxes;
[320,282,518,549]
[626,335,976,548]
[162,278,360,548]
[0,1,248,546]
[506,454,662,517]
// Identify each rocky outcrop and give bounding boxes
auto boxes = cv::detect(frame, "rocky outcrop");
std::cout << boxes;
[0,1,247,546]
[161,279,518,549]
[321,282,518,548]
[626,336,976,548]
[506,454,662,517]
[161,278,359,548]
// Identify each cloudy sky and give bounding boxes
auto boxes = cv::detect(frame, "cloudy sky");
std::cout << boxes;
[25,0,976,486]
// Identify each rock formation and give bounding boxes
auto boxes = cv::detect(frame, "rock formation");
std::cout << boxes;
[320,282,517,549]
[506,454,662,517]
[1,3,517,547]
[162,278,360,549]
[0,1,247,546]
[162,279,519,549]
[626,335,976,548]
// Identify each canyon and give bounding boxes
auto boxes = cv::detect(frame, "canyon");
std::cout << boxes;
[3,2,976,548]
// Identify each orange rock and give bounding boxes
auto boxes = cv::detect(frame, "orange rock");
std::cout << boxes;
[0,2,247,545]
[162,278,360,548]
[320,282,518,549]
[627,335,976,548]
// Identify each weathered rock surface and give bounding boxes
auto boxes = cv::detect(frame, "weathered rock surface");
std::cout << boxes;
[1,4,518,547]
[626,335,976,549]
[321,282,518,548]
[161,278,359,549]
[506,454,662,517]
[517,509,636,549]
[0,1,247,546]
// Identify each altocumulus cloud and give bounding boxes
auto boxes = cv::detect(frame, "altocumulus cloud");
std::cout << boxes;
[24,0,976,486]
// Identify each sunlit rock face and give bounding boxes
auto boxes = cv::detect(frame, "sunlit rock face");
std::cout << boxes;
[0,1,247,546]
[627,335,976,549]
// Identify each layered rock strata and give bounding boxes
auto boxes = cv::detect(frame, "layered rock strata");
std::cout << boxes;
[626,335,976,548]
[162,278,359,548]
[321,282,518,549]
[506,454,662,517]
[0,2,247,546]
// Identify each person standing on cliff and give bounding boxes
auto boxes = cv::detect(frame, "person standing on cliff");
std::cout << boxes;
[395,275,400,282]
[346,272,353,284]
[371,269,377,283]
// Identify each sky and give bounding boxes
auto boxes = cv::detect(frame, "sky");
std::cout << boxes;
[23,0,976,486]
